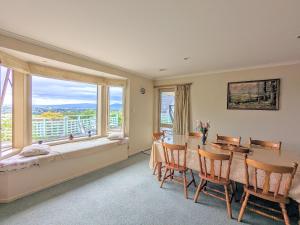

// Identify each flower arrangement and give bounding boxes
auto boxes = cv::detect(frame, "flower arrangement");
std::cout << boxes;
[196,120,210,145]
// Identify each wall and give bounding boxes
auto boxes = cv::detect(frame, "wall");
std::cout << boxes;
[128,76,154,155]
[154,63,300,150]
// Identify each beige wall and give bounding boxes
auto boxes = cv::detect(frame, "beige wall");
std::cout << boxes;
[128,76,154,155]
[154,63,300,150]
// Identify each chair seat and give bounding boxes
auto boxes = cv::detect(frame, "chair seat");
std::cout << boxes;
[199,173,231,185]
[165,163,187,171]
[245,187,289,204]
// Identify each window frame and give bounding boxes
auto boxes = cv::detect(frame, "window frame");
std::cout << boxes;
[31,75,100,144]
[158,88,175,134]
[0,65,14,151]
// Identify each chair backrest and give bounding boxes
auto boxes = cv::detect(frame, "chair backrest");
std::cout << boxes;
[198,146,233,182]
[153,131,165,141]
[216,134,241,146]
[162,142,187,169]
[189,132,202,137]
[244,154,298,198]
[249,138,281,151]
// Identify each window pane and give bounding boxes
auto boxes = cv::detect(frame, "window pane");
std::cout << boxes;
[0,66,13,149]
[32,76,97,142]
[160,91,175,135]
[108,87,123,132]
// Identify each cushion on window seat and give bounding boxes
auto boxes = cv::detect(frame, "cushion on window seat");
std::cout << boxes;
[20,144,51,157]
[107,132,124,140]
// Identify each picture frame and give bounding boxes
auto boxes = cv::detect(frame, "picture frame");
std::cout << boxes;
[227,79,280,110]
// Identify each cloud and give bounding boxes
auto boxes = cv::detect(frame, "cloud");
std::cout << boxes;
[32,76,123,105]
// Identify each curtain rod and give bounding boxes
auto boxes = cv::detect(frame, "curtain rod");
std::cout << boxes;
[153,82,192,88]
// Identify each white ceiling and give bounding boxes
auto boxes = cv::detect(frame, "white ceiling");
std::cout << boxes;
[0,0,299,79]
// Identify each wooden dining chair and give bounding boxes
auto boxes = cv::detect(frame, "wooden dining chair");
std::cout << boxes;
[153,131,165,141]
[216,134,241,146]
[152,131,166,176]
[249,137,282,151]
[189,132,202,137]
[160,142,196,199]
[194,147,234,218]
[238,155,298,225]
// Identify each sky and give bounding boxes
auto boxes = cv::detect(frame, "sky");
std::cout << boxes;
[32,76,123,105]
[0,66,123,106]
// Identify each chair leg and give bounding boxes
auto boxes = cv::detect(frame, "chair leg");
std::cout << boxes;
[224,185,232,219]
[240,191,245,204]
[157,162,162,181]
[280,203,290,225]
[160,168,169,188]
[170,169,174,180]
[238,192,250,222]
[183,171,188,199]
[153,163,158,175]
[230,181,238,202]
[190,169,197,187]
[194,179,205,203]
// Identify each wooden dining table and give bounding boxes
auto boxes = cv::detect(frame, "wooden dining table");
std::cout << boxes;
[149,134,300,222]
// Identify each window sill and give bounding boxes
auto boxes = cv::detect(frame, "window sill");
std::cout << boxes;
[41,135,104,147]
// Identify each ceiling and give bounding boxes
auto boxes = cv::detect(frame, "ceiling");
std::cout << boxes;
[0,0,299,79]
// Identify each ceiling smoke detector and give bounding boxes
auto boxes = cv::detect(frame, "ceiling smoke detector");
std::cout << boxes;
[183,57,190,60]
[159,68,167,72]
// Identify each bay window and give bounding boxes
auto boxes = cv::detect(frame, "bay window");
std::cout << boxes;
[0,65,13,150]
[0,52,127,150]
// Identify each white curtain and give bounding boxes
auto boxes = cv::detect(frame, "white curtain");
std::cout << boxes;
[173,84,190,135]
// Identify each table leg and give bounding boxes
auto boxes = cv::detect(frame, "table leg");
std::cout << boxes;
[157,162,162,181]
[298,203,300,225]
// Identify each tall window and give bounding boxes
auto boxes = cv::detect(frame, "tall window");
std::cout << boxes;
[108,86,123,133]
[0,65,13,149]
[32,76,97,142]
[159,89,175,135]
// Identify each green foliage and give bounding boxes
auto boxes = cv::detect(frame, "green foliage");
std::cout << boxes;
[40,111,64,119]
[1,115,12,142]
[110,111,123,126]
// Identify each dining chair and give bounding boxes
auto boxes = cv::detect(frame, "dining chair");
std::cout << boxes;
[216,134,241,146]
[238,154,298,225]
[189,132,202,137]
[153,131,165,141]
[152,131,166,176]
[249,137,282,151]
[194,147,234,218]
[160,142,196,199]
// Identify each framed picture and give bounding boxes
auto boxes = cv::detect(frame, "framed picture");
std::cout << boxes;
[227,79,280,110]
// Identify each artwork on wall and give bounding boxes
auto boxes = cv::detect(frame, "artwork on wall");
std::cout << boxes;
[227,79,280,110]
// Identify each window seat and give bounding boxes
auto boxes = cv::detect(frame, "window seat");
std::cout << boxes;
[0,137,129,203]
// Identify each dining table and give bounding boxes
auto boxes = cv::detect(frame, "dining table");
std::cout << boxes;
[149,134,300,223]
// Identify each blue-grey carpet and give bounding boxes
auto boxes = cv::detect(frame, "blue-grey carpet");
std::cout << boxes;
[0,153,298,225]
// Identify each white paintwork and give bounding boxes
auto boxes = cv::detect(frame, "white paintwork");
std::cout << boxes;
[0,1,299,78]
[0,47,125,80]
